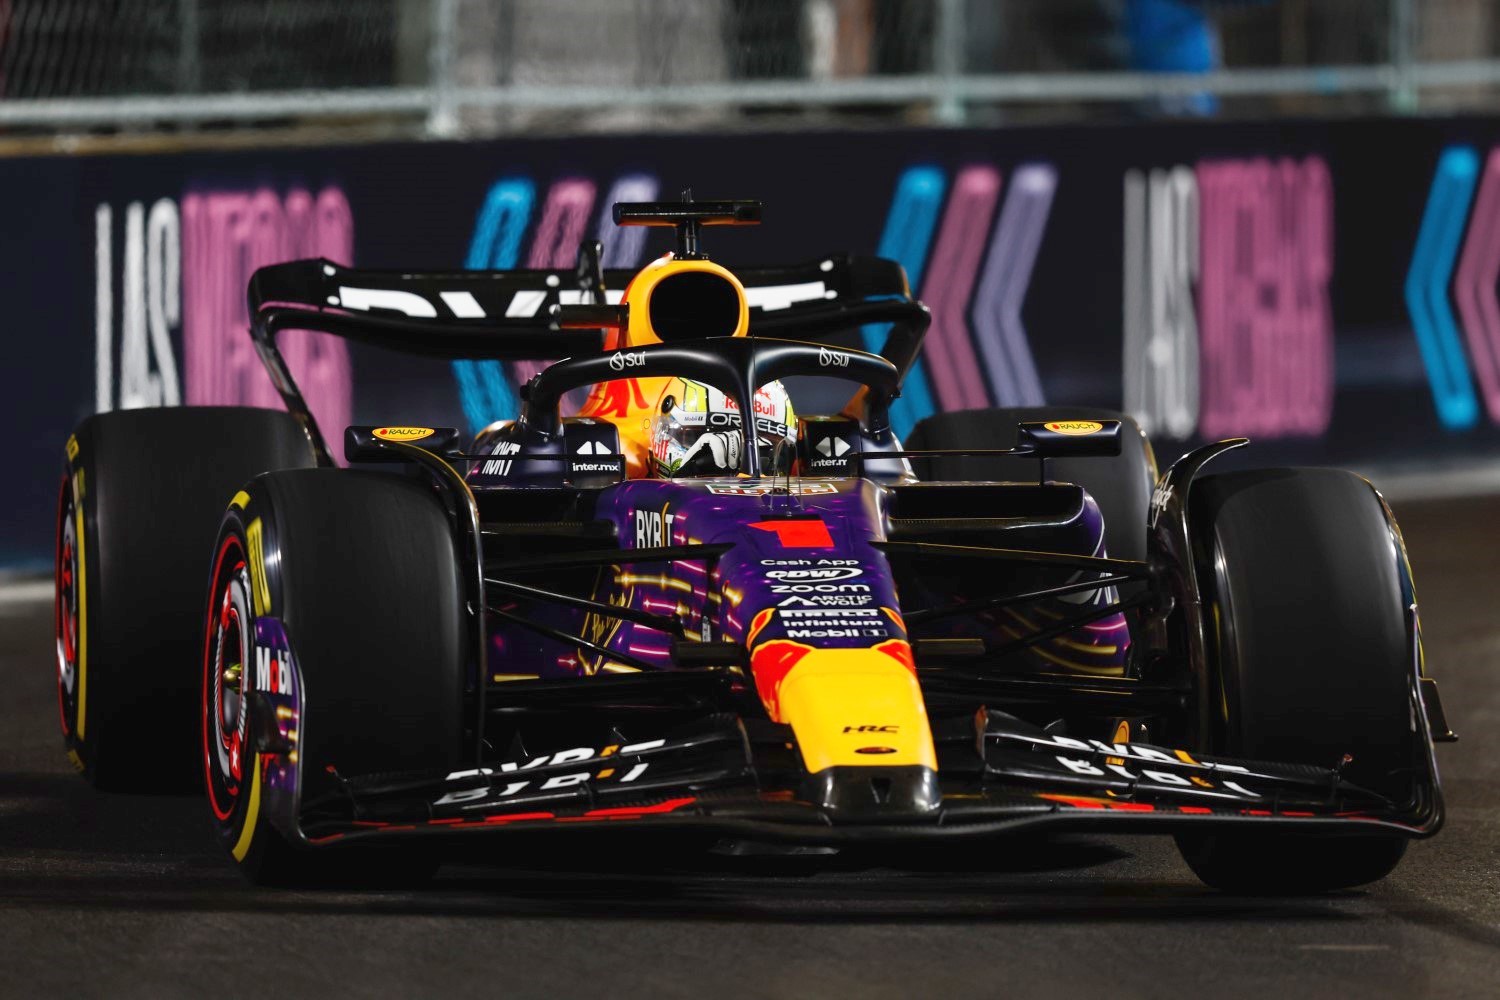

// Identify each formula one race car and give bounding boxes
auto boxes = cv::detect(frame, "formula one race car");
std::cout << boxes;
[55,197,1453,891]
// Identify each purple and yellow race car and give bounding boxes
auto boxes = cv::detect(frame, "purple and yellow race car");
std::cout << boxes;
[55,198,1453,890]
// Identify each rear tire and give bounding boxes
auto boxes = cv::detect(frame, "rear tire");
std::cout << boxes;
[1177,468,1421,893]
[904,407,1157,562]
[202,469,465,886]
[56,407,316,790]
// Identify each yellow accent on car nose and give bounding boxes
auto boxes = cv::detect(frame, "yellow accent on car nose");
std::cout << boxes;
[775,647,937,774]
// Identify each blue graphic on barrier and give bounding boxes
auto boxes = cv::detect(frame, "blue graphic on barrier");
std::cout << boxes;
[863,166,946,439]
[456,178,535,433]
[1406,147,1481,430]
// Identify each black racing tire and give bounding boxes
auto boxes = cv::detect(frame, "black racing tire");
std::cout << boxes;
[202,469,465,886]
[55,407,316,791]
[1176,468,1420,893]
[903,407,1157,562]
[1176,833,1407,897]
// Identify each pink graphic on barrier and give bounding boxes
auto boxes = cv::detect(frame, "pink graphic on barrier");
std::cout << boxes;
[1196,157,1333,439]
[971,163,1055,407]
[511,178,598,387]
[182,186,354,450]
[919,166,1001,412]
[596,174,658,268]
[1453,147,1500,424]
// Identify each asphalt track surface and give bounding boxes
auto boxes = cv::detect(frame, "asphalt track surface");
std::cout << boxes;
[2,496,1498,999]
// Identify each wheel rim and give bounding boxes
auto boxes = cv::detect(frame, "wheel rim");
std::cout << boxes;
[204,534,253,822]
[54,476,80,737]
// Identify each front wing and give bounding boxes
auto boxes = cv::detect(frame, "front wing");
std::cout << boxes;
[292,712,1442,847]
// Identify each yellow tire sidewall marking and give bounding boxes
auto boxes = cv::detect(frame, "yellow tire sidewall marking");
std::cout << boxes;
[246,518,270,617]
[230,754,263,862]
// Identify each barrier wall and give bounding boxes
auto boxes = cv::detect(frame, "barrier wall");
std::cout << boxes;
[8,117,1500,567]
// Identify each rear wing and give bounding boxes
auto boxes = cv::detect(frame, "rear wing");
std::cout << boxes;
[247,248,929,465]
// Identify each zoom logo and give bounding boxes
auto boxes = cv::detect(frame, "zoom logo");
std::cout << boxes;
[608,350,645,372]
[818,347,850,368]
[770,583,871,595]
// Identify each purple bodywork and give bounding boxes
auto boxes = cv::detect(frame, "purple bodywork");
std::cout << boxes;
[485,476,1130,703]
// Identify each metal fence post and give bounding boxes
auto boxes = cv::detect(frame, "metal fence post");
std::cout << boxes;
[934,0,965,124]
[428,0,460,138]
[1390,0,1417,112]
[177,0,201,95]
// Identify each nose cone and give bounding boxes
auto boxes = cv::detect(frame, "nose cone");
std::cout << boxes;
[755,642,941,821]
[804,765,942,820]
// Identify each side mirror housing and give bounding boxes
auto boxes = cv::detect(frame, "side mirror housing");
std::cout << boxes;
[345,425,460,463]
[1015,419,1122,459]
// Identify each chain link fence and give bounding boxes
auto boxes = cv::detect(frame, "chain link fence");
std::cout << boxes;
[2,0,1500,138]
[0,1,404,98]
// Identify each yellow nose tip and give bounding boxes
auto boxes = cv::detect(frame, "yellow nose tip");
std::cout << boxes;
[769,644,937,774]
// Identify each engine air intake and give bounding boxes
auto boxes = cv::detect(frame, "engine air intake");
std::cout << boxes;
[647,270,743,341]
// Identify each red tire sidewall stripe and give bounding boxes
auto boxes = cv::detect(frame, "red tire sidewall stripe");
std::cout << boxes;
[204,531,246,824]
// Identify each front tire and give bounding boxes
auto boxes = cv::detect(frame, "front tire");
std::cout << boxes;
[1177,468,1425,893]
[203,469,466,885]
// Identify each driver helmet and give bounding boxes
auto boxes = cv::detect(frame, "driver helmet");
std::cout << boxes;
[649,378,796,477]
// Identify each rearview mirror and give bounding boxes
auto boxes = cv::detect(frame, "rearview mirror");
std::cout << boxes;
[1015,419,1122,459]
